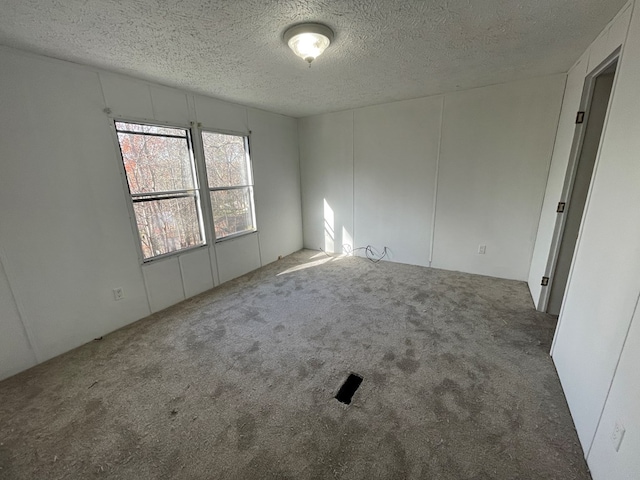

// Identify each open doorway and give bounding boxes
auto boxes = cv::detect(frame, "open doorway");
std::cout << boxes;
[543,57,618,315]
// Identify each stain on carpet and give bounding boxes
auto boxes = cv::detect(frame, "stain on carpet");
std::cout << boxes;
[0,250,590,479]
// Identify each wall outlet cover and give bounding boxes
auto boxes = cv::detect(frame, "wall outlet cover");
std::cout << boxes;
[612,421,625,452]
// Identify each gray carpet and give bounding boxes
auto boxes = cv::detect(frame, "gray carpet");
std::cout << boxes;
[0,249,590,479]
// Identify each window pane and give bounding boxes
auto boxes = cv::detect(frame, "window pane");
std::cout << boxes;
[211,188,255,239]
[133,196,203,259]
[118,132,194,194]
[202,132,250,188]
[115,122,186,137]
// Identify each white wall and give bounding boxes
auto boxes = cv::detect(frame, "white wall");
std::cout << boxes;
[588,295,640,479]
[536,1,640,478]
[300,75,565,280]
[0,46,302,380]
[299,111,354,254]
[353,97,442,267]
[249,108,303,265]
[432,76,565,280]
[0,252,37,379]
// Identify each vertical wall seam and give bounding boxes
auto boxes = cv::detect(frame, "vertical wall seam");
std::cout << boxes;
[256,232,264,267]
[296,118,307,248]
[210,245,221,287]
[0,245,39,363]
[429,95,445,267]
[140,267,154,314]
[177,256,187,299]
[96,72,109,109]
[190,94,200,124]
[295,118,304,250]
[206,247,216,287]
[587,288,640,459]
[184,94,190,123]
[246,109,263,266]
[351,110,356,252]
[148,85,157,120]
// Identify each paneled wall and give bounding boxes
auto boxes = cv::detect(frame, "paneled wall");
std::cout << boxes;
[541,1,640,477]
[0,46,302,380]
[353,97,442,267]
[300,75,565,280]
[528,4,633,308]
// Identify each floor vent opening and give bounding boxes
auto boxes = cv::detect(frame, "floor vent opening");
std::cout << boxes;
[335,373,363,405]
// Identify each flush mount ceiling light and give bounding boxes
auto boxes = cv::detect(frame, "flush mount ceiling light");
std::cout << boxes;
[283,23,334,64]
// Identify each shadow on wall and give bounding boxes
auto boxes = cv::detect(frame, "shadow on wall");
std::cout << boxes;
[324,198,353,254]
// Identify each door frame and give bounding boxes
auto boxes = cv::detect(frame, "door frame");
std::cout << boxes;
[538,50,620,314]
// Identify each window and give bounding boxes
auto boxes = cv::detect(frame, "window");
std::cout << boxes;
[114,122,257,261]
[115,121,204,260]
[201,131,256,240]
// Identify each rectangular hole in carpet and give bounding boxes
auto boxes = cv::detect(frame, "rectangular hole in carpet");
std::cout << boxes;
[335,373,363,405]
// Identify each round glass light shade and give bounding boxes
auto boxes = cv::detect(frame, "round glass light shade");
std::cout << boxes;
[284,23,334,64]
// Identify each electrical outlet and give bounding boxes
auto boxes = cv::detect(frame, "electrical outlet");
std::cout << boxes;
[478,245,487,254]
[113,287,124,301]
[612,421,625,451]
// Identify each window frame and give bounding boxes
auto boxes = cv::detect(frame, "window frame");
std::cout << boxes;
[111,117,260,264]
[199,128,258,243]
[112,118,208,263]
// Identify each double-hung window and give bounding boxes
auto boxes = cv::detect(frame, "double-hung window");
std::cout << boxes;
[115,121,204,260]
[115,122,257,261]
[201,131,256,240]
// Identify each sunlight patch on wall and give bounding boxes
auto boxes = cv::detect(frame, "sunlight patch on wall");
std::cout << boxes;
[324,199,335,252]
[342,227,353,255]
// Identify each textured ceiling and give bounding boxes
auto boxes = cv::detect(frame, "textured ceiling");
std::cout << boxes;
[0,0,628,117]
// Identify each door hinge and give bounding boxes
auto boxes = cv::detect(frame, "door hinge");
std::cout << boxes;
[541,276,550,286]
[557,202,566,213]
[576,111,585,124]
